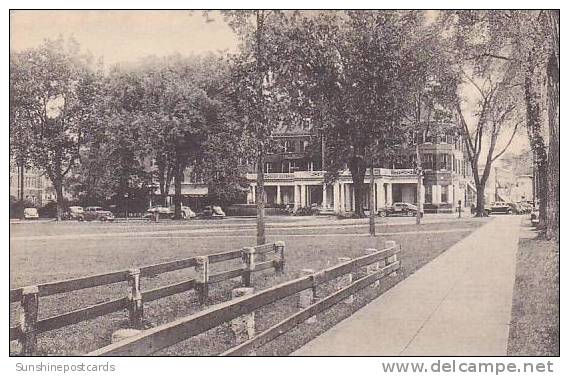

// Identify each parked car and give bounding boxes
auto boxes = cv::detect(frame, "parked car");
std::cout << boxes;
[471,204,492,216]
[23,207,39,220]
[311,204,335,216]
[508,202,525,215]
[531,209,540,227]
[490,202,513,215]
[145,205,196,220]
[377,202,422,217]
[198,205,226,219]
[83,206,115,222]
[63,206,85,221]
[520,202,533,214]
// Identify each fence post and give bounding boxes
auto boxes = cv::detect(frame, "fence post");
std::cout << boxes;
[364,248,381,288]
[299,269,317,323]
[19,285,39,356]
[241,247,256,287]
[127,269,143,328]
[337,257,354,304]
[195,256,209,306]
[385,240,398,277]
[273,241,286,274]
[230,287,256,355]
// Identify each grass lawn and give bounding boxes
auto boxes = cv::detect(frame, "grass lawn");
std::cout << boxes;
[507,223,560,356]
[10,218,488,355]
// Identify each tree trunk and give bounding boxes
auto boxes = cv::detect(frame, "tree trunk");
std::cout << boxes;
[545,50,559,241]
[19,162,25,220]
[369,166,376,236]
[256,145,266,245]
[54,180,64,221]
[172,160,183,220]
[475,182,486,217]
[415,143,423,225]
[524,54,549,230]
[348,156,366,217]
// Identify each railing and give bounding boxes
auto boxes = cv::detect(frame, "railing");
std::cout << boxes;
[10,242,286,356]
[246,169,419,182]
[87,241,401,356]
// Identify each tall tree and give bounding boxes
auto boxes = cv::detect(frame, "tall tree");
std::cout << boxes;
[278,11,410,217]
[445,11,524,216]
[544,10,559,241]
[10,37,100,219]
[220,10,293,244]
[400,12,459,224]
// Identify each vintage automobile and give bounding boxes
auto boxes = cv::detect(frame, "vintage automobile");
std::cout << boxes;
[83,206,115,222]
[531,209,540,227]
[63,206,85,221]
[23,207,39,220]
[198,205,226,219]
[377,202,422,217]
[490,202,513,215]
[145,205,196,220]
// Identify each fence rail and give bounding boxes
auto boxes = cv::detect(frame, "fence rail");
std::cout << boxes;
[10,241,286,355]
[88,242,400,356]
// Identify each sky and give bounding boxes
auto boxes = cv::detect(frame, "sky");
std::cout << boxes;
[10,10,528,158]
[10,10,239,67]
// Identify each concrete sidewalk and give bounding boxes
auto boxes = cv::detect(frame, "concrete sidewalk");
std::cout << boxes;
[293,216,521,356]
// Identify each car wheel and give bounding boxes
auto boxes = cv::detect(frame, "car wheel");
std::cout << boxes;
[507,209,512,215]
[379,211,387,217]
[100,216,107,222]
[181,212,187,220]
[77,216,84,222]
[406,211,414,217]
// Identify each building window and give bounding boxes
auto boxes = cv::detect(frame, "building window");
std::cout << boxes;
[425,185,432,203]
[423,154,434,170]
[289,160,299,172]
[441,185,448,203]
[452,155,456,172]
[440,154,449,170]
[301,140,310,152]
[264,162,273,173]
[301,118,312,130]
[284,140,296,153]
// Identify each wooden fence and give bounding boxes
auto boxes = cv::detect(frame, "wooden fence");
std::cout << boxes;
[10,241,286,356]
[87,241,401,356]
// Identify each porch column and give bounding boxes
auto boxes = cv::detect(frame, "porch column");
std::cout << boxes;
[386,183,393,206]
[350,183,352,211]
[448,184,454,206]
[333,182,340,212]
[300,184,306,208]
[340,183,345,212]
[377,181,385,208]
[276,185,281,205]
[251,185,256,204]
[432,184,441,204]
[322,183,328,208]
[294,185,300,209]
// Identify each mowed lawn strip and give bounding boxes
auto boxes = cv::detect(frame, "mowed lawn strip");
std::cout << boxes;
[10,219,487,355]
[507,225,559,356]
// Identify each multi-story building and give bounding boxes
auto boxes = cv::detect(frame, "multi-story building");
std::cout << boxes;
[9,164,54,206]
[244,124,476,213]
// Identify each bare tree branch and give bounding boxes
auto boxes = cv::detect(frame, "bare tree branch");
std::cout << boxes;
[491,120,520,162]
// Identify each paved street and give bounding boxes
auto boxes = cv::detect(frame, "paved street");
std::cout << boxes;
[293,215,521,356]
